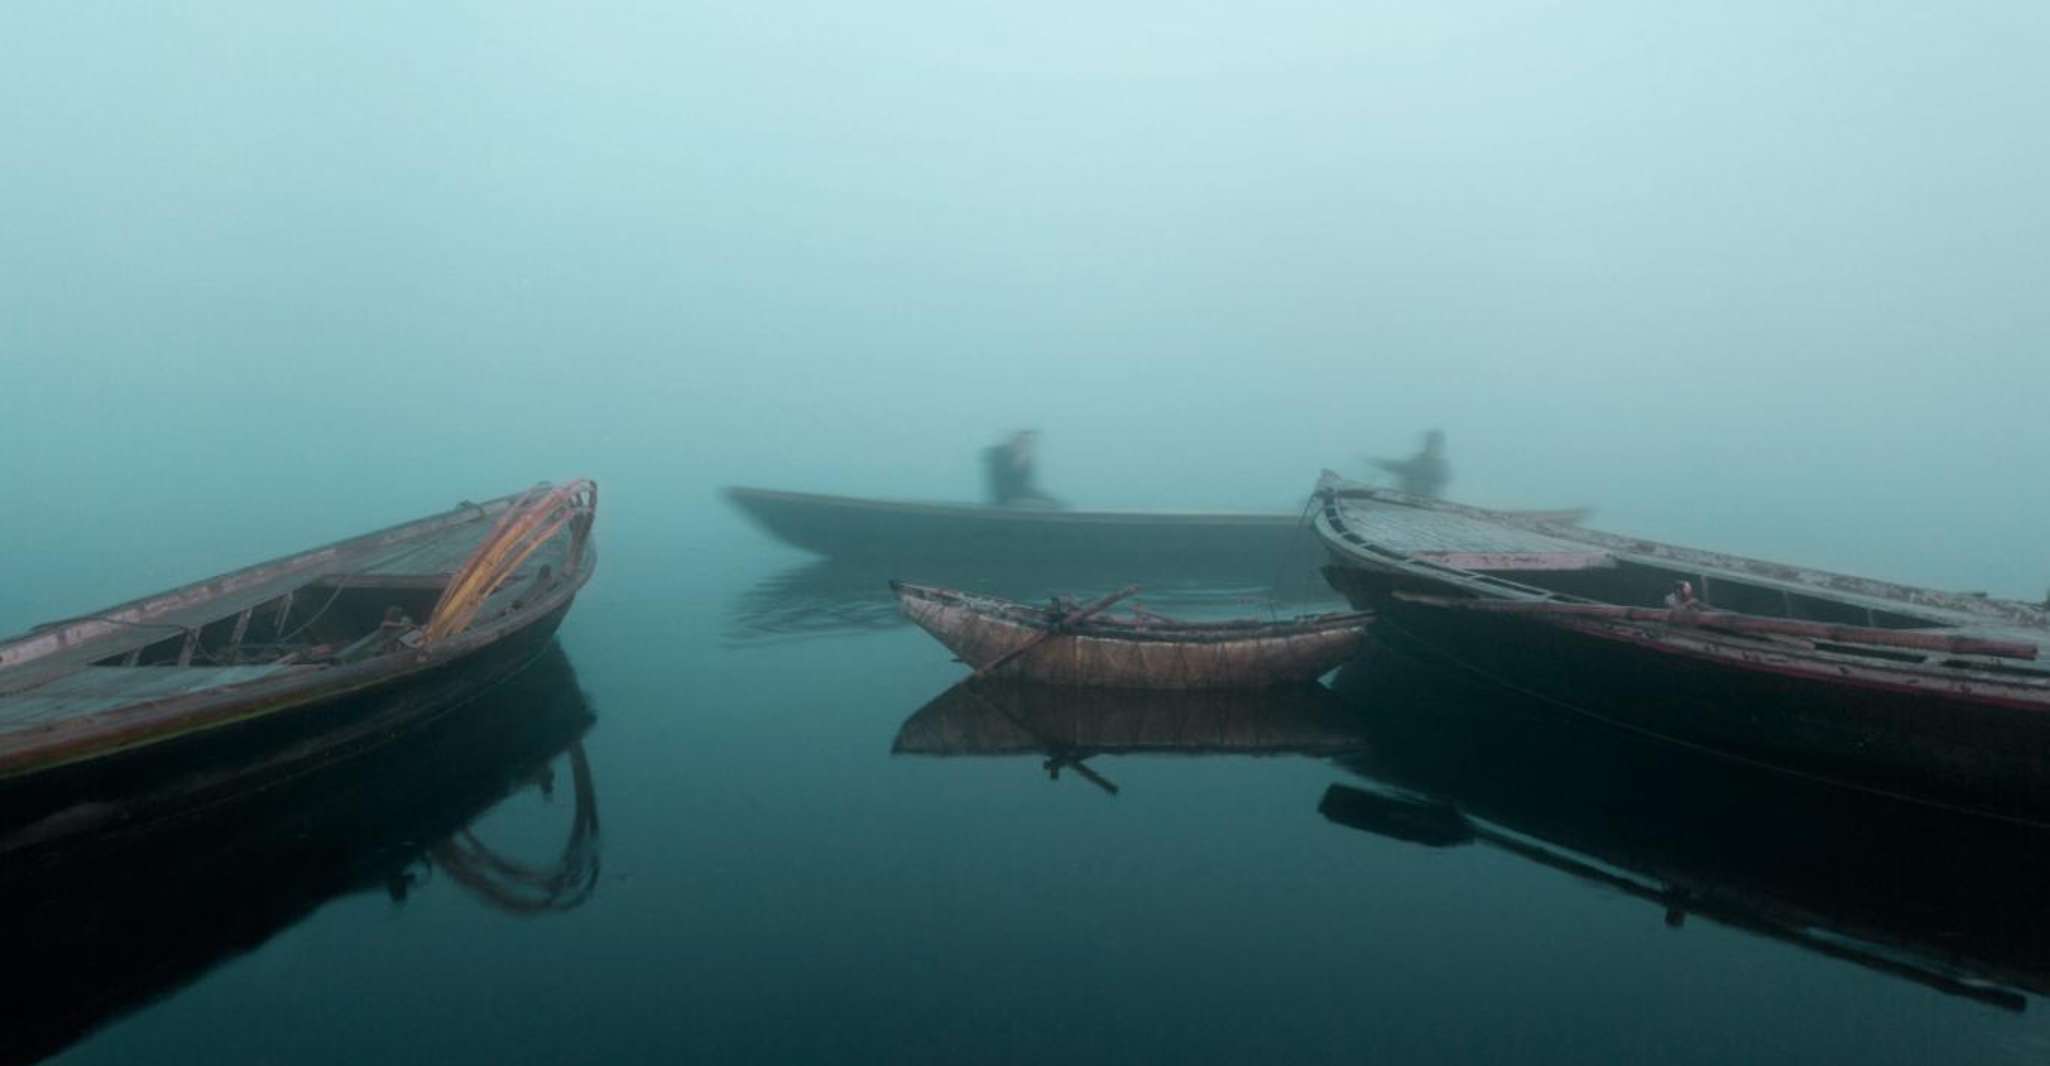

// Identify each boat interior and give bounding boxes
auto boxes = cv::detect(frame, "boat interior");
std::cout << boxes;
[0,484,597,732]
[2,570,524,731]
[88,576,449,669]
[1469,558,1951,631]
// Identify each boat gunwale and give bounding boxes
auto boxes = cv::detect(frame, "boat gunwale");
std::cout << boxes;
[1320,531,2050,701]
[1371,594,2050,706]
[0,489,543,679]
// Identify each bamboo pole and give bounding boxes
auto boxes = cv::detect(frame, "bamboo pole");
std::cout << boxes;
[971,584,1141,680]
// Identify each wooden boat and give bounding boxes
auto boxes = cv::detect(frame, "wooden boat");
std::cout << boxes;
[1309,472,2050,818]
[0,480,597,823]
[727,485,1584,567]
[725,485,1329,568]
[0,643,597,1066]
[892,580,1371,689]
[1324,648,2050,1011]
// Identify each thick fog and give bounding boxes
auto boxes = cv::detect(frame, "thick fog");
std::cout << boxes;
[4,2,2046,626]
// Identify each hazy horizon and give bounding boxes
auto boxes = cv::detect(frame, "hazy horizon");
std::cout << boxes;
[6,2,2046,625]
[5,8,2050,1064]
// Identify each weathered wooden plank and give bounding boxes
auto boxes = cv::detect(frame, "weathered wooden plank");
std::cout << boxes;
[226,607,254,660]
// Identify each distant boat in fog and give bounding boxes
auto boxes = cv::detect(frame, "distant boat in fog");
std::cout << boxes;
[722,485,1328,569]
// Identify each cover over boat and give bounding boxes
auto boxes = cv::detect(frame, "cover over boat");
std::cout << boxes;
[893,580,1370,689]
[1309,472,2050,818]
[0,480,598,815]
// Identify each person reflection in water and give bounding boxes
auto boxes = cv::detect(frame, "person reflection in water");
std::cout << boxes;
[1372,429,1451,498]
[982,430,1060,508]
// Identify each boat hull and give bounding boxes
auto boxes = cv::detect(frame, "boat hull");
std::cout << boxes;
[725,486,1322,568]
[0,591,584,857]
[1323,564,2050,820]
[897,589,1366,689]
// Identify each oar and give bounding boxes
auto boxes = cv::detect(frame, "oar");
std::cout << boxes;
[971,584,1141,681]
[953,681,1122,796]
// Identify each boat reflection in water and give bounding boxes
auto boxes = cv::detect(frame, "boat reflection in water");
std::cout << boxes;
[0,644,600,1066]
[731,556,1343,645]
[1323,645,2050,1011]
[892,680,1363,794]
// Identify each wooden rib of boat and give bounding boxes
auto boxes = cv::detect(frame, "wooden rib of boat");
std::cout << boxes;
[0,480,598,801]
[1309,471,2050,817]
[892,580,1370,689]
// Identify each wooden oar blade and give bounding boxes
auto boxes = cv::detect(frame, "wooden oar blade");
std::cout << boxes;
[1318,784,1475,848]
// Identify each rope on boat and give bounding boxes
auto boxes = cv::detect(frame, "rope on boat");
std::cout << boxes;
[423,480,597,645]
[269,531,468,651]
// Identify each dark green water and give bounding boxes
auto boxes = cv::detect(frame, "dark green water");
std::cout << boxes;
[10,518,2050,1066]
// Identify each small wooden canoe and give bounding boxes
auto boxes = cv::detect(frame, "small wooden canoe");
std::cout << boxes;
[0,481,597,810]
[892,581,1371,689]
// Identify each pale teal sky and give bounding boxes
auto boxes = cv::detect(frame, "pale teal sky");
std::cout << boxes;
[4,2,2046,610]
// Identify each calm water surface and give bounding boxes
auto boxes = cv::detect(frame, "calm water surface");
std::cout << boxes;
[13,497,2050,1066]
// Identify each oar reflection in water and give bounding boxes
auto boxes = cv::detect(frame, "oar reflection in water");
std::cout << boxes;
[430,740,602,914]
[891,680,1365,795]
[1321,647,2050,1013]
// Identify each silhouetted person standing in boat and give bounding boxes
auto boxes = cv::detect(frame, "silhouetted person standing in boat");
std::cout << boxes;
[982,430,1059,508]
[1372,429,1451,498]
